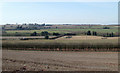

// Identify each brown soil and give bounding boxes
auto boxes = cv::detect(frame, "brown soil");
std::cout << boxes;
[2,50,118,71]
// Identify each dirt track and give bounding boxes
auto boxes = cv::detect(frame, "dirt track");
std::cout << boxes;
[2,50,118,71]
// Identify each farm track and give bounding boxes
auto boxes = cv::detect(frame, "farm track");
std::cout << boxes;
[2,50,118,71]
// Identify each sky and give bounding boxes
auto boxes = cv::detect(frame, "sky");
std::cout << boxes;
[0,2,118,25]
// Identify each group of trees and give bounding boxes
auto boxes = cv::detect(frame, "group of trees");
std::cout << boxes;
[30,31,77,39]
[41,31,49,36]
[41,31,49,39]
[86,30,115,37]
[30,30,98,39]
[31,31,49,39]
[31,32,37,36]
[53,32,60,36]
[2,24,59,30]
[103,27,110,29]
[86,31,97,36]
[103,32,115,37]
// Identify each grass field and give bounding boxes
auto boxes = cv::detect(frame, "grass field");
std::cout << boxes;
[3,25,119,36]
[5,28,118,36]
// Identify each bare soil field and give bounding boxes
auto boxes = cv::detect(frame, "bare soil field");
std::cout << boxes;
[2,50,118,71]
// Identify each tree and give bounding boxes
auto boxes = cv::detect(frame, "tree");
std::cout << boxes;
[111,32,114,37]
[106,32,114,37]
[87,31,91,35]
[110,32,114,37]
[31,31,37,36]
[53,32,60,36]
[93,31,97,36]
[41,31,49,36]
[45,35,49,39]
[103,27,110,29]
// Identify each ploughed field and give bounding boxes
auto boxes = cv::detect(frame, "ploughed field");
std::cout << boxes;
[2,50,118,71]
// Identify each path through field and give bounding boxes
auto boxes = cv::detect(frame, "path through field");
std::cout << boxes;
[2,50,118,71]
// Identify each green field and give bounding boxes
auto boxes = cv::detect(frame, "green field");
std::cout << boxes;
[3,28,118,36]
[2,25,119,36]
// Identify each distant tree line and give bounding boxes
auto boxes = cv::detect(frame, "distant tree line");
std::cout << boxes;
[103,27,110,29]
[2,30,118,37]
[86,30,116,37]
[2,24,59,30]
[30,31,49,39]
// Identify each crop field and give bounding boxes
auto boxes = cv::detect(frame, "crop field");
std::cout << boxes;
[2,36,119,51]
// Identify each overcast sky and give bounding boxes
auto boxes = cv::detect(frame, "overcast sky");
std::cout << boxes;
[0,2,118,25]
